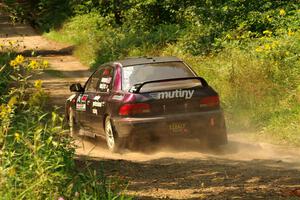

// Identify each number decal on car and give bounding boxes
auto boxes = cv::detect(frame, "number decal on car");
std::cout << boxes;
[169,122,187,133]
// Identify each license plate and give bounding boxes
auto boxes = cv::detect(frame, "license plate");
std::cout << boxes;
[168,122,188,133]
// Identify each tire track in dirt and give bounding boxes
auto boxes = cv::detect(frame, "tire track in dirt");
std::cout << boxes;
[1,9,300,199]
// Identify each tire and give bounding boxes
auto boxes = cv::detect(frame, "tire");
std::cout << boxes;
[104,116,123,153]
[69,107,79,137]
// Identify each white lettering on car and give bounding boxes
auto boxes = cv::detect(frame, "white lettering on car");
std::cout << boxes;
[93,96,101,101]
[93,101,105,107]
[76,103,86,111]
[99,83,108,89]
[150,90,194,100]
[101,77,112,84]
[92,108,98,115]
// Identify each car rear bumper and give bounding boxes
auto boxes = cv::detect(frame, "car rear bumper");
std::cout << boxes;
[112,110,227,145]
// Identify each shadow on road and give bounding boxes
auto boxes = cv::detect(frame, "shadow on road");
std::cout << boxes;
[76,151,300,200]
[73,135,300,199]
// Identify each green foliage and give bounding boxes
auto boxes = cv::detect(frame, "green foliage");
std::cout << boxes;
[43,1,300,145]
[4,0,72,31]
[168,31,300,144]
[5,0,300,145]
[0,51,69,199]
[45,11,182,66]
[0,45,131,199]
[72,162,132,200]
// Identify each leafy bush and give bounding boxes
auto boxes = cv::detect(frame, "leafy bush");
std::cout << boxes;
[0,44,131,199]
[164,31,300,144]
[4,0,72,30]
[5,0,300,146]
[41,1,300,145]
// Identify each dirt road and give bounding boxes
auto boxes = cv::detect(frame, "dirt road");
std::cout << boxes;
[1,9,300,199]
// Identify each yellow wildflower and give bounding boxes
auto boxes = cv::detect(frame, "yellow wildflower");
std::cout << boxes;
[15,55,24,64]
[264,43,271,51]
[34,80,43,89]
[8,40,16,46]
[9,60,17,68]
[267,15,272,22]
[0,104,12,120]
[288,29,294,36]
[0,104,6,119]
[52,141,58,147]
[42,60,49,68]
[255,47,263,52]
[271,42,278,49]
[14,133,21,142]
[263,30,272,37]
[279,9,286,16]
[8,96,18,107]
[28,60,38,69]
[225,34,232,40]
[8,167,16,177]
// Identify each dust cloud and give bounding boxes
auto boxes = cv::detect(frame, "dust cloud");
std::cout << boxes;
[75,133,300,169]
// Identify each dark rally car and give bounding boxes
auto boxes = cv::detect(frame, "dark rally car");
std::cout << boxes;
[66,56,227,152]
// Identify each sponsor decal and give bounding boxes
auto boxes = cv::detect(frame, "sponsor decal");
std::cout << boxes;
[81,94,88,102]
[77,94,82,103]
[93,95,101,101]
[112,95,123,101]
[123,66,134,90]
[92,108,98,115]
[99,83,108,89]
[76,103,86,111]
[101,77,112,84]
[150,89,194,100]
[103,69,111,76]
[76,94,87,111]
[93,101,105,107]
[67,94,76,101]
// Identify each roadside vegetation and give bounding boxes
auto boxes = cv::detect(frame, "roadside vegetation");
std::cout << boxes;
[4,1,300,145]
[0,42,131,199]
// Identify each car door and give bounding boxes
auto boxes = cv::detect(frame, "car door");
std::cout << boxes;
[74,69,100,133]
[84,66,115,136]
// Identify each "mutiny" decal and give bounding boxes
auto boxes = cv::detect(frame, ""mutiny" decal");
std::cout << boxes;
[150,89,194,100]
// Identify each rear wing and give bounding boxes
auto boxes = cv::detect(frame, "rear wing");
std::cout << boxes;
[129,77,208,93]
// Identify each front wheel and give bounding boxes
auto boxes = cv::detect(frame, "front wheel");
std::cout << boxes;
[69,107,79,137]
[104,116,124,153]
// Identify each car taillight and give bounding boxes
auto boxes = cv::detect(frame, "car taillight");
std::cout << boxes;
[119,103,150,116]
[200,96,220,107]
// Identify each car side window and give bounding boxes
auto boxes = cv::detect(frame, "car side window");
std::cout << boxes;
[85,70,101,93]
[97,66,114,93]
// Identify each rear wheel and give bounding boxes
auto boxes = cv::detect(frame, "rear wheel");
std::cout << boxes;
[104,116,124,153]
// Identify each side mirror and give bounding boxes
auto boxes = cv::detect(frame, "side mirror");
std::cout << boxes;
[70,83,84,93]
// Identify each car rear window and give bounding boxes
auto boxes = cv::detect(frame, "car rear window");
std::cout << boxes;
[122,62,195,91]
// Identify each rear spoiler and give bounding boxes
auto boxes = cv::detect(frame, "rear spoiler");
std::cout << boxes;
[129,77,208,93]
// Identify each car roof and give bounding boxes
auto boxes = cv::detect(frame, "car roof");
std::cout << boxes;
[108,56,182,67]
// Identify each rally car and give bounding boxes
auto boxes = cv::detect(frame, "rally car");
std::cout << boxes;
[66,56,227,152]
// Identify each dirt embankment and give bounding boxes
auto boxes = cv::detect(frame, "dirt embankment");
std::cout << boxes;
[1,10,300,199]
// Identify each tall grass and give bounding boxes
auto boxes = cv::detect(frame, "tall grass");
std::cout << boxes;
[164,32,300,145]
[0,43,132,199]
[43,4,300,145]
